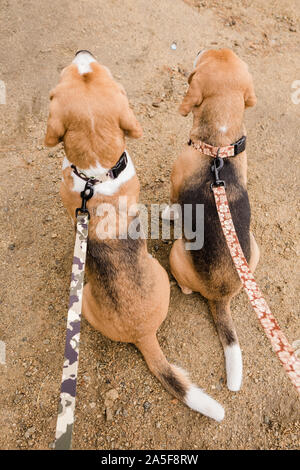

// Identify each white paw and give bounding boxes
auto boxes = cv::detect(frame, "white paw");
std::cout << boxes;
[225,344,243,392]
[161,204,180,221]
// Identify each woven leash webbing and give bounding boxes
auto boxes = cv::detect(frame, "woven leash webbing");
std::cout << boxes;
[212,185,300,395]
[54,213,89,450]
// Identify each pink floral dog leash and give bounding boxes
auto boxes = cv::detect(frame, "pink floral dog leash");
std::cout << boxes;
[212,184,300,395]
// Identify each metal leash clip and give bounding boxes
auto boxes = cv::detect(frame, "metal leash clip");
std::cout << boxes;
[75,180,94,219]
[210,151,226,190]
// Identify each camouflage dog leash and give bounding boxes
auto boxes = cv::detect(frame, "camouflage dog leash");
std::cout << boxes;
[54,181,94,450]
[211,157,300,395]
[54,152,128,449]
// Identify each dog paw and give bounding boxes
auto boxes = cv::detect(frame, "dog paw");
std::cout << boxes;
[161,205,180,221]
[180,285,193,295]
[225,344,243,392]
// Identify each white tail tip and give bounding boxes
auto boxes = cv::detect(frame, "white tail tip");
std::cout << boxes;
[225,344,243,392]
[185,385,225,422]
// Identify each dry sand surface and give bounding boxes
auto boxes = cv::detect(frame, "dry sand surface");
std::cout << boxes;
[0,0,299,450]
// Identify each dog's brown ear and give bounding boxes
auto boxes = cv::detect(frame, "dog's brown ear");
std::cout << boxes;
[44,91,65,146]
[119,94,143,139]
[244,75,257,108]
[179,70,203,116]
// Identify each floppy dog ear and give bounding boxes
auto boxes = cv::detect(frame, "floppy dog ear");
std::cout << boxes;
[44,91,65,146]
[244,75,257,108]
[119,92,143,139]
[179,70,203,116]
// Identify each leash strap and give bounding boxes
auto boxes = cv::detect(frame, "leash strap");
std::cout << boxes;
[54,213,89,449]
[212,185,300,394]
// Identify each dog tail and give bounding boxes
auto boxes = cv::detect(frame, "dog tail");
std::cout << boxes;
[135,335,224,422]
[208,300,243,392]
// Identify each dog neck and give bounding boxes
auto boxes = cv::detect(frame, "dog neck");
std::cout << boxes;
[62,150,136,197]
[190,96,246,148]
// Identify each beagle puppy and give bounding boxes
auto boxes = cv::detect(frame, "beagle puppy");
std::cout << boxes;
[162,49,260,392]
[45,51,224,421]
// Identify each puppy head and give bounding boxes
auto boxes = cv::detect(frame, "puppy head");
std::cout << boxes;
[44,51,110,147]
[179,48,256,117]
[44,51,142,148]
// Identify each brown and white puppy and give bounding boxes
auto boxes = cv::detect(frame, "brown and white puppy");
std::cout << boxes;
[162,49,260,392]
[44,51,224,421]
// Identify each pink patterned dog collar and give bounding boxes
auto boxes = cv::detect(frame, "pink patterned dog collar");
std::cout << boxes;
[188,135,246,158]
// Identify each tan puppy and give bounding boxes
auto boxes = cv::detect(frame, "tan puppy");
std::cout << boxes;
[45,51,224,421]
[162,49,260,392]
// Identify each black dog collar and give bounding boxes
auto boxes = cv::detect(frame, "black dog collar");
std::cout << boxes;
[71,151,128,185]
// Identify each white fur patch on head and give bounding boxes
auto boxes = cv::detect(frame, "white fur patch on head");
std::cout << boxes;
[185,385,225,422]
[72,51,96,75]
[225,343,243,392]
[219,125,228,133]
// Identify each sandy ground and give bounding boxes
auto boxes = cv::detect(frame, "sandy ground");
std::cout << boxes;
[0,0,299,450]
